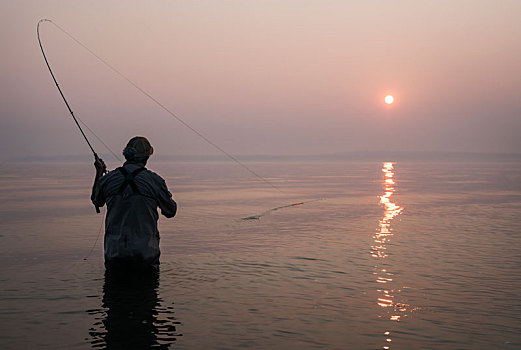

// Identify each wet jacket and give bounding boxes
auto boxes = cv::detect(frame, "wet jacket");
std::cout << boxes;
[91,162,177,265]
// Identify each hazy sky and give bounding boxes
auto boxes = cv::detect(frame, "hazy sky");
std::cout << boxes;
[1,0,520,162]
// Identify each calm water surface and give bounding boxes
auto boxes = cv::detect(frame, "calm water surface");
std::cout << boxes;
[1,159,520,349]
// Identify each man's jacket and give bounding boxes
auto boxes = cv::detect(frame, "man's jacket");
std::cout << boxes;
[91,162,177,265]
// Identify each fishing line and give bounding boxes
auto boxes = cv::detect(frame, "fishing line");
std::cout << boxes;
[38,19,326,225]
[241,198,324,220]
[38,19,284,194]
[83,206,105,260]
[77,116,122,162]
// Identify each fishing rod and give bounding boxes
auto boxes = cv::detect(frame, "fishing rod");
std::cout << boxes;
[37,19,285,194]
[37,20,97,157]
[37,19,107,213]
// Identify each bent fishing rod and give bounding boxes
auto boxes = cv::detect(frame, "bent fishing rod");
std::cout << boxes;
[37,20,97,157]
[37,19,104,212]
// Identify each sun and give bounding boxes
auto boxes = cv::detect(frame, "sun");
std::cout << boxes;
[384,95,395,104]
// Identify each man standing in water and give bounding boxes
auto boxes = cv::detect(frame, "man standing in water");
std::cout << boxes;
[91,136,177,269]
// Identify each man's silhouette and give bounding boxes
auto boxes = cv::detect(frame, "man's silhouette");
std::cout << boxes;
[91,136,177,269]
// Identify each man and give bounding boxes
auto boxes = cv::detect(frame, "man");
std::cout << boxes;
[91,136,177,269]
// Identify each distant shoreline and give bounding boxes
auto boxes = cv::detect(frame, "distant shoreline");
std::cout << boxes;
[6,151,521,163]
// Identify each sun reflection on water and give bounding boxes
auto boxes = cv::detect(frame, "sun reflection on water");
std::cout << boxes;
[371,162,409,349]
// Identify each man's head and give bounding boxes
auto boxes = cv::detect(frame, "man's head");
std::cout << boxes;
[123,136,154,164]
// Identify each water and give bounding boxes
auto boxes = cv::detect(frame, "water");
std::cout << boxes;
[1,159,520,349]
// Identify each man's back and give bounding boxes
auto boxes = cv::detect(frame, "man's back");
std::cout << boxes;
[92,161,177,267]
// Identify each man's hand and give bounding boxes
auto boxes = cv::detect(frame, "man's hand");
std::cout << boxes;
[94,154,107,177]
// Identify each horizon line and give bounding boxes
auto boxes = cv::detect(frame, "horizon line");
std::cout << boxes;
[6,150,521,163]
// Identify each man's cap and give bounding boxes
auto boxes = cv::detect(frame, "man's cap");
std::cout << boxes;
[124,136,154,158]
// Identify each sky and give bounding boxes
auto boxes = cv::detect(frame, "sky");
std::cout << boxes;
[1,0,520,162]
